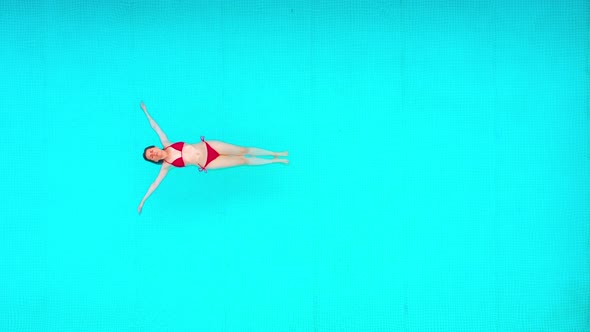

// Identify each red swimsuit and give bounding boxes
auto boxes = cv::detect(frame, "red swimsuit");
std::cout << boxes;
[163,142,186,167]
[199,136,220,172]
[163,136,220,172]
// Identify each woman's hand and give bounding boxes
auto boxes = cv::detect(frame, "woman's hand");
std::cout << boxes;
[140,101,147,113]
[138,202,144,215]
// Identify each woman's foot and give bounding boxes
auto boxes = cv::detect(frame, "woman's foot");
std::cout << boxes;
[274,151,289,158]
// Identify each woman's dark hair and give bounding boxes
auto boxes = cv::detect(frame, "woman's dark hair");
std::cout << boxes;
[143,145,163,165]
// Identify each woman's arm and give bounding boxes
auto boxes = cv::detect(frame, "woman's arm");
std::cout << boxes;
[141,101,171,147]
[138,165,170,215]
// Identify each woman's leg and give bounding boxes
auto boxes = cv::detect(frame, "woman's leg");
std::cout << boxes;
[204,155,287,170]
[249,148,288,157]
[207,140,288,157]
[245,156,288,165]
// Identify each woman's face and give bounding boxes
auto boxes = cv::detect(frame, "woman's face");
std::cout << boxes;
[146,147,163,162]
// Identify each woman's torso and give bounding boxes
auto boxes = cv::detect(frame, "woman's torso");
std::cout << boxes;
[164,142,206,167]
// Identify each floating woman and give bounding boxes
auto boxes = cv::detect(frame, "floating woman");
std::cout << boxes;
[138,101,288,214]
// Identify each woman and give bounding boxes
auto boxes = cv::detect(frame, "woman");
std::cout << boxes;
[138,101,288,214]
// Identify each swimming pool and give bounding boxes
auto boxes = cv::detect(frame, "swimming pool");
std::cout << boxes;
[1,1,588,331]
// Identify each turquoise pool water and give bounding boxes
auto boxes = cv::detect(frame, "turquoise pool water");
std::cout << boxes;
[1,1,589,331]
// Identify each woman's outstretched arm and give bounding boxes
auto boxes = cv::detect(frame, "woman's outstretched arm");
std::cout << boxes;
[138,165,170,215]
[141,101,171,147]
